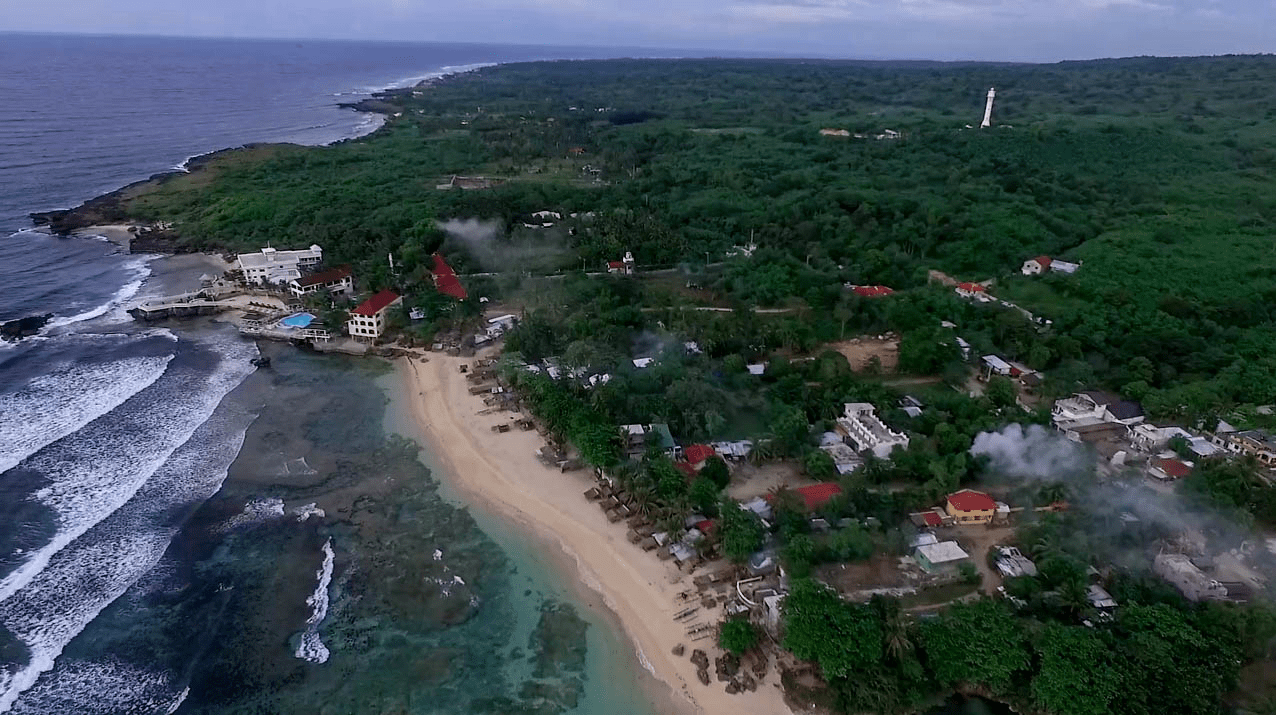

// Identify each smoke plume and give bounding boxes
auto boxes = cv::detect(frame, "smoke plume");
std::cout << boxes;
[970,423,1091,481]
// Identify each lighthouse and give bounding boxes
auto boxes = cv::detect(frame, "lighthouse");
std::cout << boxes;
[980,87,995,128]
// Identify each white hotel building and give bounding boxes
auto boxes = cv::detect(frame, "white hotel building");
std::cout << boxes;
[236,245,324,285]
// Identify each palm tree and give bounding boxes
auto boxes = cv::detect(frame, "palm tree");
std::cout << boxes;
[632,482,657,518]
[747,437,777,466]
[882,609,915,663]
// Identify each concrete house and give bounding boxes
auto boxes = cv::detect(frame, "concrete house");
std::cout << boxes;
[1211,429,1276,467]
[981,355,1013,380]
[346,290,402,341]
[1155,553,1229,602]
[237,245,323,285]
[915,541,970,573]
[1052,391,1144,427]
[836,402,909,458]
[945,489,997,525]
[955,282,988,299]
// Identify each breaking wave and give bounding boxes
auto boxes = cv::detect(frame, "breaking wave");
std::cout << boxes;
[294,538,335,664]
[0,354,175,475]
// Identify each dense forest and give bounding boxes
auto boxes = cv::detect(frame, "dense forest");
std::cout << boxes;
[102,55,1276,714]
[123,55,1276,425]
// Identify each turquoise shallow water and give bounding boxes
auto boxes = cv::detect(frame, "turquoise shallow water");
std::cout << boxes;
[20,342,663,713]
[378,370,664,715]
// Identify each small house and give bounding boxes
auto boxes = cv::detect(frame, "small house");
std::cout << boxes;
[788,483,843,512]
[945,489,997,525]
[683,444,717,470]
[1148,457,1193,481]
[849,285,894,298]
[1021,256,1052,275]
[955,282,987,298]
[915,541,970,573]
[981,355,1013,380]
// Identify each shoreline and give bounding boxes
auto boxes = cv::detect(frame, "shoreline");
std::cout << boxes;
[24,62,493,240]
[396,353,794,715]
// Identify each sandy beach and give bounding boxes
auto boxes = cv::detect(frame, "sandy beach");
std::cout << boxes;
[400,353,794,715]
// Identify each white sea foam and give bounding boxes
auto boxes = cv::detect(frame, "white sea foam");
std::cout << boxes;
[363,63,496,93]
[0,354,175,475]
[45,256,155,329]
[0,333,257,710]
[290,503,325,522]
[0,333,257,606]
[294,538,335,664]
[218,497,286,531]
[5,659,186,714]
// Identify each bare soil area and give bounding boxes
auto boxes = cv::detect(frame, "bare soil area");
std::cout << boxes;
[830,336,899,373]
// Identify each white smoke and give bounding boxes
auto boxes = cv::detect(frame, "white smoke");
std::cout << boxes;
[437,218,569,273]
[970,423,1091,481]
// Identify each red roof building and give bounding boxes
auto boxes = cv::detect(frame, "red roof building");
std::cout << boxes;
[920,511,943,527]
[432,254,467,300]
[351,289,401,317]
[947,489,997,512]
[1033,256,1053,269]
[945,489,997,524]
[347,290,403,341]
[851,285,895,298]
[607,261,625,272]
[956,282,987,294]
[684,444,716,467]
[673,462,698,479]
[295,265,352,288]
[792,483,843,511]
[1153,458,1192,480]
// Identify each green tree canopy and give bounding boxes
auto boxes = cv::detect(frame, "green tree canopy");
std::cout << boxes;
[782,579,883,680]
[919,599,1030,694]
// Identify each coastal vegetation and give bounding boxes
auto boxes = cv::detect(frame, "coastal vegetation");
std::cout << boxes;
[57,54,1276,715]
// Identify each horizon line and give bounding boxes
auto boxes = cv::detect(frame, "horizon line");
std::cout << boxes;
[3,29,1273,65]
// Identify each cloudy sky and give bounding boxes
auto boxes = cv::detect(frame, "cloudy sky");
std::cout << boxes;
[7,0,1274,61]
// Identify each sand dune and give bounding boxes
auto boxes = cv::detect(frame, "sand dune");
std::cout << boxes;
[400,354,793,715]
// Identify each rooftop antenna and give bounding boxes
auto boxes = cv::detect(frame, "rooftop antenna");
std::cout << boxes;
[980,87,996,128]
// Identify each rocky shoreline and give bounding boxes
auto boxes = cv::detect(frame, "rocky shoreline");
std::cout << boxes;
[21,71,460,252]
[1,314,52,342]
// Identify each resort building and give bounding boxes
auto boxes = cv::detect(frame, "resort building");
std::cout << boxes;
[236,245,324,285]
[288,265,353,299]
[836,402,910,458]
[945,489,997,525]
[346,290,402,341]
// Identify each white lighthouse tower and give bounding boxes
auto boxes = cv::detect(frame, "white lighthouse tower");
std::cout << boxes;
[980,87,996,128]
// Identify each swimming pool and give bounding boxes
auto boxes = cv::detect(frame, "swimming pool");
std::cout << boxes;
[280,312,316,328]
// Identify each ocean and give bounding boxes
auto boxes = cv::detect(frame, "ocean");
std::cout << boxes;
[0,34,679,713]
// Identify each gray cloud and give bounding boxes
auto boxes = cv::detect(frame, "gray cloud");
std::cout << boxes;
[5,0,1275,60]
